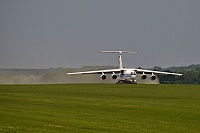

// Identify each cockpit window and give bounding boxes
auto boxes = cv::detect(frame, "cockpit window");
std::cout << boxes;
[131,71,137,75]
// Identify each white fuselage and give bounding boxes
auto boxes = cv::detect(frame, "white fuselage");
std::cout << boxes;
[118,69,137,83]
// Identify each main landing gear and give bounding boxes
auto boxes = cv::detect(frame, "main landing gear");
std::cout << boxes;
[116,80,137,84]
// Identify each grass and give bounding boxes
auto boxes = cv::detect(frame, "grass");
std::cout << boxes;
[0,84,200,132]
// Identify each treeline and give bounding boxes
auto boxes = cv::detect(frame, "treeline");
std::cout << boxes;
[0,64,199,84]
[154,64,200,84]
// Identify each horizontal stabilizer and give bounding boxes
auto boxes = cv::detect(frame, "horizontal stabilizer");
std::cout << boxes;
[100,50,137,69]
[100,51,138,54]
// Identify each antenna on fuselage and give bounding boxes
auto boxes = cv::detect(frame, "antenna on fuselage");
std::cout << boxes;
[99,51,138,70]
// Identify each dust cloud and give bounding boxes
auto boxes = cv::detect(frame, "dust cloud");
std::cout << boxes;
[0,68,159,84]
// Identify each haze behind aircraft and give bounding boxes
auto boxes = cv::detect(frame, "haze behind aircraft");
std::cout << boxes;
[67,51,182,84]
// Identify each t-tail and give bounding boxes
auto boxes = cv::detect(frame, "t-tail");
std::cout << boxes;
[100,51,138,70]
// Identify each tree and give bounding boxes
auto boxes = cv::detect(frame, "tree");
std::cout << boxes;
[176,69,199,84]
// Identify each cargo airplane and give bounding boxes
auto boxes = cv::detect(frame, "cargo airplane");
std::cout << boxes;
[67,51,182,84]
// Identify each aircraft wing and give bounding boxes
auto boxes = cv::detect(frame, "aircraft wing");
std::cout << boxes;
[67,69,121,75]
[133,68,182,76]
[67,68,182,76]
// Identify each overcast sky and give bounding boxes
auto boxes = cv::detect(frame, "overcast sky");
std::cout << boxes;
[0,0,199,69]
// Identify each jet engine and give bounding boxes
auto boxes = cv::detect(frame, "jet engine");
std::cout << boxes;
[101,74,106,80]
[111,73,118,79]
[151,73,156,80]
[141,73,147,80]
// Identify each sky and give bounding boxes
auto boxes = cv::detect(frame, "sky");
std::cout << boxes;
[0,0,199,69]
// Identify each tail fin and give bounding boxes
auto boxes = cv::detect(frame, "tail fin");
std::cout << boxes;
[100,51,138,70]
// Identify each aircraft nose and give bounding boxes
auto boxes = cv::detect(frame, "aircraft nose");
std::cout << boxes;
[130,74,137,80]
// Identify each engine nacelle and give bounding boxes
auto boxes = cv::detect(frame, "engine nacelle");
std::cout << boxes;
[141,74,147,80]
[111,74,118,79]
[101,74,106,80]
[151,74,156,80]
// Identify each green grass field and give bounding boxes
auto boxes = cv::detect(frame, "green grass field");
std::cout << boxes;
[0,84,200,133]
